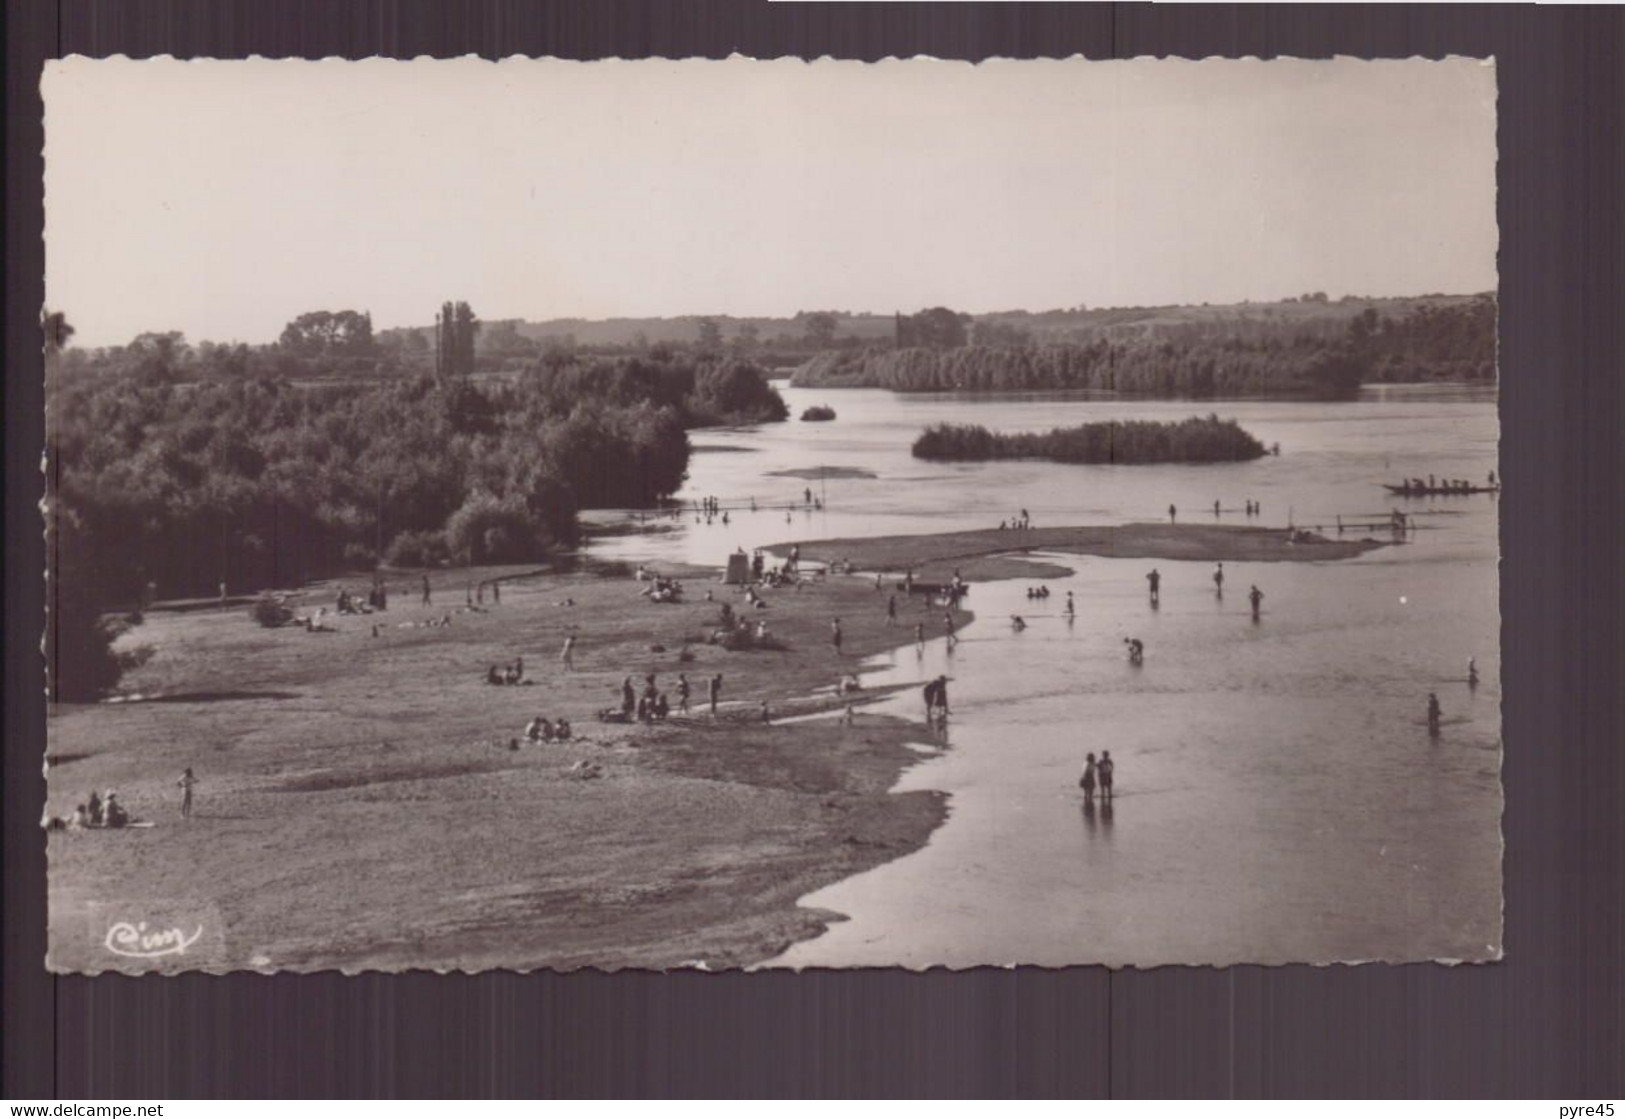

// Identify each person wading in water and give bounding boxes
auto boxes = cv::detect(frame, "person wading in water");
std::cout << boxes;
[1078,753,1097,802]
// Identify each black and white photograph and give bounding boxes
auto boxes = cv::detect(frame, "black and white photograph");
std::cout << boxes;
[42,55,1500,973]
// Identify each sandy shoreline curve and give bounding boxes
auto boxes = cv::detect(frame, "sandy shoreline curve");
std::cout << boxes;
[768,522,1387,582]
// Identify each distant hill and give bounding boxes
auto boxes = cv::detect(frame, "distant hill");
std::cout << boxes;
[377,293,1491,353]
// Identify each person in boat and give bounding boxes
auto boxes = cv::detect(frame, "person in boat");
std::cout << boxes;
[1427,693,1443,735]
[1098,751,1115,800]
[1146,568,1161,604]
[1079,752,1098,801]
[1249,584,1264,619]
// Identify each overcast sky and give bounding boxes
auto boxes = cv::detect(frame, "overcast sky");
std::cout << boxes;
[44,56,1497,348]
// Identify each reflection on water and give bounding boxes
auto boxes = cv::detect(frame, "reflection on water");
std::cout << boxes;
[598,384,1502,967]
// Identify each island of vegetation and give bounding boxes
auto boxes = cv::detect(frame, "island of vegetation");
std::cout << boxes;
[800,404,838,422]
[912,415,1266,465]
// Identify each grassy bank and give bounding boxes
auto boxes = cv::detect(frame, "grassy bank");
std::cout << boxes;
[48,562,969,972]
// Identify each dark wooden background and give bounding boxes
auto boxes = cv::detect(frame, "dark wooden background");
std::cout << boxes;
[6,1,1622,1098]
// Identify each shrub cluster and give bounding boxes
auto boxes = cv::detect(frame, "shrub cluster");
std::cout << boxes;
[911,415,1268,465]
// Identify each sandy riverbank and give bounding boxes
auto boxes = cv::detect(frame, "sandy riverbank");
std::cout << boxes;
[767,522,1387,582]
[46,558,968,973]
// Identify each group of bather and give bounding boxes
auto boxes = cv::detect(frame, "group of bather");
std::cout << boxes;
[607,672,717,723]
[335,581,388,616]
[996,508,1035,531]
[52,788,129,830]
[639,572,684,603]
[485,658,526,685]
[523,715,573,743]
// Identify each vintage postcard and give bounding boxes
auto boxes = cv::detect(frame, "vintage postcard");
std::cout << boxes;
[42,56,1499,972]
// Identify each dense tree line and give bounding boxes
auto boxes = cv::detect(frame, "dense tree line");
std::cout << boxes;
[796,339,1368,399]
[797,296,1496,397]
[1354,297,1497,383]
[912,416,1267,465]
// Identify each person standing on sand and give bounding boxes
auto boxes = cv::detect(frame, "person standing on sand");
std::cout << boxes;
[621,677,636,719]
[1146,568,1161,605]
[944,612,958,647]
[1098,751,1115,800]
[1249,585,1264,619]
[561,633,576,670]
[176,767,198,819]
[1213,562,1225,595]
[886,594,898,627]
[1079,753,1097,802]
[709,674,722,716]
[1427,692,1442,736]
[1168,504,1177,524]
[1064,592,1076,620]
[677,673,691,714]
[831,618,843,655]
[492,581,500,604]
[421,574,431,606]
[915,622,926,652]
[1213,500,1221,518]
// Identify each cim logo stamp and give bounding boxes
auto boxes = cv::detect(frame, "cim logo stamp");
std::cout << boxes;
[104,919,205,959]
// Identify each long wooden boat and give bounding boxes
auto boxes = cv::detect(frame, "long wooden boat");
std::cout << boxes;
[1382,483,1500,496]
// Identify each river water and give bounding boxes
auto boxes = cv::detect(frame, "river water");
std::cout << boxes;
[596,383,1502,967]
